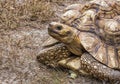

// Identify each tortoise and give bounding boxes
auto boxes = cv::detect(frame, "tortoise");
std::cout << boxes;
[37,0,120,82]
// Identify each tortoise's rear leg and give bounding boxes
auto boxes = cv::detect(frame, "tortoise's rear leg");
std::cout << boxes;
[58,53,120,82]
[81,53,120,82]
[37,43,71,67]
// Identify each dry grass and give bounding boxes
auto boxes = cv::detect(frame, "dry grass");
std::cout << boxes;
[0,0,56,29]
[0,0,87,30]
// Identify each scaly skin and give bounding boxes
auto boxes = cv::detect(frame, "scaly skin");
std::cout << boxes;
[37,43,71,67]
[80,53,120,82]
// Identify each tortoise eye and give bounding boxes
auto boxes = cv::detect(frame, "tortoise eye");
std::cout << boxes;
[56,25,62,30]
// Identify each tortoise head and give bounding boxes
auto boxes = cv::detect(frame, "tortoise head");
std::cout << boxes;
[48,22,78,44]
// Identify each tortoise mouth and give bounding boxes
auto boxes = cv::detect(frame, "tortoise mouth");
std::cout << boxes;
[48,27,58,35]
[48,27,67,38]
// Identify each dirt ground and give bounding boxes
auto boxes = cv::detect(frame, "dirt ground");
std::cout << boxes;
[0,0,112,84]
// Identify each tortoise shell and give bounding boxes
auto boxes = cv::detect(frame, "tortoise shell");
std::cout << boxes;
[79,31,120,69]
[61,0,120,24]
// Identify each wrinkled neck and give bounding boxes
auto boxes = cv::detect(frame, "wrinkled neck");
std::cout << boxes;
[70,31,81,46]
[66,31,85,56]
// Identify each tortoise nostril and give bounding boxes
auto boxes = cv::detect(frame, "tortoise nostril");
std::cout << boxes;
[56,25,62,30]
[66,31,71,35]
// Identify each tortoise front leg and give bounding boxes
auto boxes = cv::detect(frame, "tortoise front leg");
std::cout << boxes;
[58,53,120,82]
[37,43,71,67]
